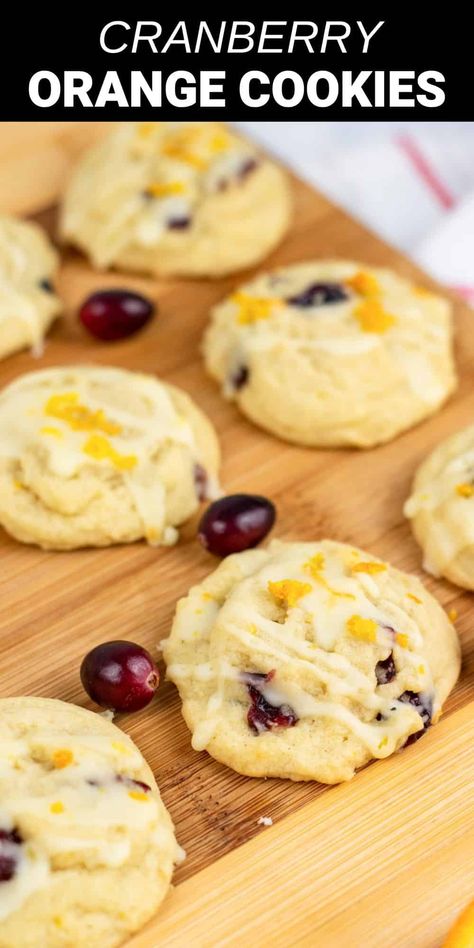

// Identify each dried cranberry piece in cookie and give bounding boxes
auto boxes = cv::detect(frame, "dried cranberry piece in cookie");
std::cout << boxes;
[241,671,298,735]
[116,775,152,794]
[0,827,22,883]
[230,364,249,391]
[375,652,396,685]
[399,690,433,745]
[287,283,348,308]
[167,216,192,230]
[193,463,209,502]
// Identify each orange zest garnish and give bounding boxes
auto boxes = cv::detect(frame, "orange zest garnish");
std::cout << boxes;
[346,615,378,643]
[347,271,380,297]
[456,483,474,498]
[52,749,74,769]
[268,579,312,608]
[442,899,474,948]
[82,435,137,471]
[45,393,121,436]
[354,299,396,333]
[351,561,387,575]
[232,291,281,325]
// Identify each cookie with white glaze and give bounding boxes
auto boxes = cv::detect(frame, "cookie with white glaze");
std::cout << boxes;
[164,540,460,783]
[60,122,292,278]
[203,260,456,447]
[0,697,181,948]
[405,424,474,589]
[0,365,220,550]
[0,215,60,361]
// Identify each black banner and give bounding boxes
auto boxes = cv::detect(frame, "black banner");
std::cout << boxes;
[1,7,469,120]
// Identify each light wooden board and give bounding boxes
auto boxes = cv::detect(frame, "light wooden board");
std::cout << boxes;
[0,123,473,947]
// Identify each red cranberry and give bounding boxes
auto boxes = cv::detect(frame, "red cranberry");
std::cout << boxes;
[399,691,432,745]
[288,283,348,308]
[193,463,209,502]
[241,671,298,734]
[80,641,159,712]
[375,653,396,685]
[198,494,276,557]
[230,364,249,391]
[79,290,154,341]
[0,828,22,883]
[167,216,192,230]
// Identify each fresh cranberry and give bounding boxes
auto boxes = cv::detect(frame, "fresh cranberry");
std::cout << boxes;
[287,283,348,308]
[80,641,160,712]
[399,691,432,745]
[241,671,298,734]
[0,828,22,883]
[79,290,154,341]
[375,653,396,685]
[167,216,192,230]
[230,365,249,391]
[198,494,276,557]
[193,463,209,502]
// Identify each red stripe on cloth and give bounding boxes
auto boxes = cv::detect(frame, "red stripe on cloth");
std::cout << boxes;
[396,135,456,210]
[451,285,474,301]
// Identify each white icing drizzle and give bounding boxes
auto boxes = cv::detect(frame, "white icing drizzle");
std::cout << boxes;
[404,426,474,574]
[167,542,434,756]
[62,123,259,268]
[0,722,175,921]
[0,366,205,546]
[0,217,59,352]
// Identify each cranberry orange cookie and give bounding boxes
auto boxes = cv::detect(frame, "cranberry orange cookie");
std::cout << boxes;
[0,697,181,948]
[0,215,60,360]
[0,365,219,550]
[404,425,474,589]
[203,261,456,447]
[164,540,460,783]
[60,122,292,278]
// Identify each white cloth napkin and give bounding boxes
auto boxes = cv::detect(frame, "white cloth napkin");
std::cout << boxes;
[239,122,474,306]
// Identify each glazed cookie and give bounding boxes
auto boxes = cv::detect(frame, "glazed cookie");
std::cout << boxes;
[0,365,220,550]
[404,425,474,589]
[203,260,456,447]
[0,215,61,360]
[60,122,292,278]
[0,697,181,948]
[164,540,460,783]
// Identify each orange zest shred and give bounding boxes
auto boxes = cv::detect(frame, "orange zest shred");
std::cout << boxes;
[351,561,387,575]
[442,898,474,948]
[395,632,409,648]
[346,615,378,643]
[346,271,380,297]
[448,608,458,623]
[407,593,422,604]
[82,435,137,471]
[456,483,474,498]
[45,393,121,436]
[128,790,151,803]
[146,180,186,198]
[354,299,396,333]
[50,801,65,814]
[232,291,282,325]
[305,554,355,600]
[268,579,312,608]
[52,749,74,769]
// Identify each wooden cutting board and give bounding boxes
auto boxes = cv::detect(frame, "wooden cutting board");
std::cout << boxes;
[0,123,473,948]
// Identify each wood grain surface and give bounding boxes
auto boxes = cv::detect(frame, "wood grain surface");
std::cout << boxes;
[0,123,472,946]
